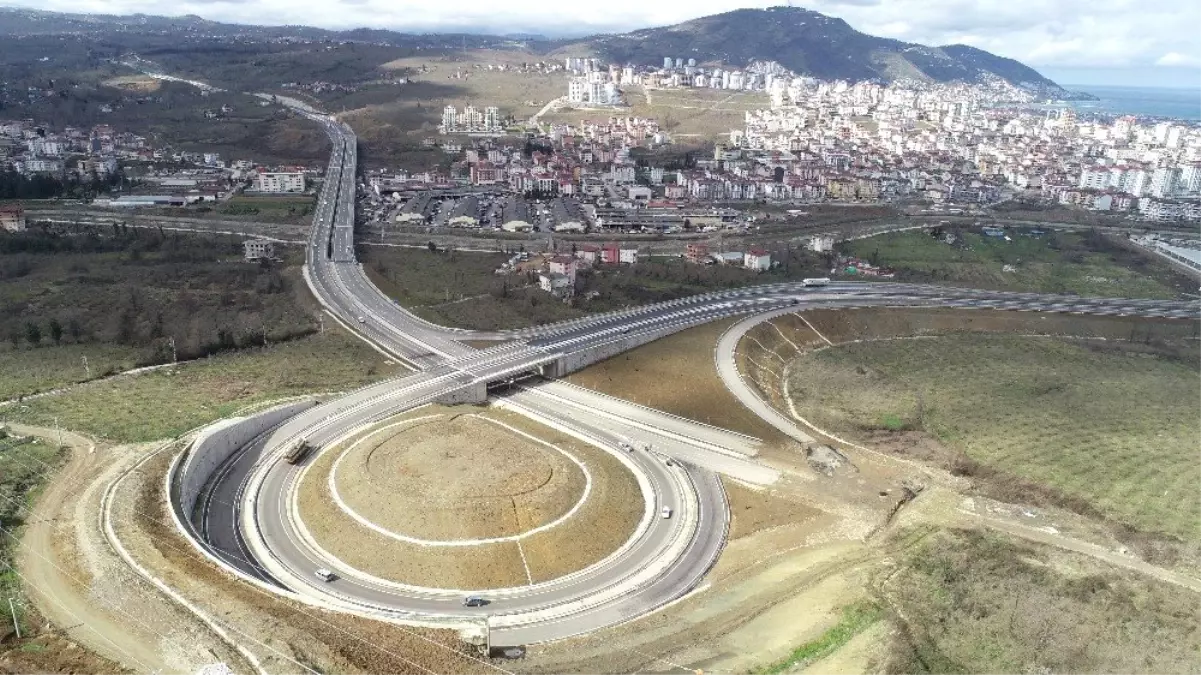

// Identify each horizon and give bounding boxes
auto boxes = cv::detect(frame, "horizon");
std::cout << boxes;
[2,1,1199,89]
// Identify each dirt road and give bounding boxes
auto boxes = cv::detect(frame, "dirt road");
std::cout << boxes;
[14,423,173,672]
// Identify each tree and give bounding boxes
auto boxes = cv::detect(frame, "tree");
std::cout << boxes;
[7,328,19,349]
[427,241,438,253]
[25,321,42,347]
[48,318,63,345]
[67,317,83,342]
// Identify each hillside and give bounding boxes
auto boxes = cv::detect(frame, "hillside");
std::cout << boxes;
[0,5,1072,97]
[561,7,1068,95]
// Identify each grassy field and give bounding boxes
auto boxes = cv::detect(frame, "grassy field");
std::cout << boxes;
[565,317,789,443]
[752,601,882,674]
[0,343,144,401]
[0,227,320,399]
[842,228,1191,298]
[359,244,833,330]
[541,86,768,141]
[5,329,400,443]
[202,194,316,223]
[785,334,1201,542]
[882,527,1201,674]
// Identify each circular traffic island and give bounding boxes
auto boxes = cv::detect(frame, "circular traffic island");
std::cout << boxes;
[295,405,646,590]
[335,413,586,541]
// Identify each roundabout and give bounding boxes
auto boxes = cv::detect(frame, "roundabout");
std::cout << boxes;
[327,412,591,543]
[169,102,1201,647]
[293,406,644,589]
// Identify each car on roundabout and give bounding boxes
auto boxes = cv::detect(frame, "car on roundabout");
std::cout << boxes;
[462,595,489,607]
[314,568,336,582]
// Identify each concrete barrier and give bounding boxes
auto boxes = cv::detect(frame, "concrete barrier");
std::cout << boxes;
[177,399,321,523]
[548,321,703,377]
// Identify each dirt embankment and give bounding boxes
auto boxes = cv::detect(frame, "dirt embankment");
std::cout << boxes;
[297,405,642,589]
[14,424,238,673]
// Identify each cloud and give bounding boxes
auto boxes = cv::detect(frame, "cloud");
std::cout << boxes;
[7,0,1201,73]
[1155,52,1201,68]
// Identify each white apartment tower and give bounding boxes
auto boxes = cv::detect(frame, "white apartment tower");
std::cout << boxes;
[1150,167,1180,198]
[441,105,457,132]
[256,172,305,193]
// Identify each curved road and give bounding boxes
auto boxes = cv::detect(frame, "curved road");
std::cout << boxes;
[184,95,1201,646]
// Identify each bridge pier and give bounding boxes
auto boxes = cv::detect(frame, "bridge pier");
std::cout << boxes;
[435,381,488,405]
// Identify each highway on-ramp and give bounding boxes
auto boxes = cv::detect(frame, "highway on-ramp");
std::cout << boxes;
[179,93,1201,647]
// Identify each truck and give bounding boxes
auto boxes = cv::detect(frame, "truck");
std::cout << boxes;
[284,438,314,465]
[802,277,831,287]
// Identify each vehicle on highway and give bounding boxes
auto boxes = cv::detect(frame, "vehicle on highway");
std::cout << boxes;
[462,595,488,607]
[661,506,673,519]
[357,316,366,324]
[618,441,633,452]
[314,568,336,582]
[284,438,314,465]
[665,458,674,467]
[802,277,831,287]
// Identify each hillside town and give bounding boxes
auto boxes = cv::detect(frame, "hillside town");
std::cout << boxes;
[0,117,319,215]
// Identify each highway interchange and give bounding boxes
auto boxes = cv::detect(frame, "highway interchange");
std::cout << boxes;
[183,102,1201,647]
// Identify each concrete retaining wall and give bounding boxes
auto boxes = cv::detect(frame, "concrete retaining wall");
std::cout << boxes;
[434,381,488,405]
[549,321,703,377]
[177,399,321,522]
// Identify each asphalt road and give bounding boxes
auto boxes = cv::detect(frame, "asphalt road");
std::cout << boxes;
[185,96,1201,646]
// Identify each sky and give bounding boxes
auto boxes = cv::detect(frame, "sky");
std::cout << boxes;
[6,0,1201,88]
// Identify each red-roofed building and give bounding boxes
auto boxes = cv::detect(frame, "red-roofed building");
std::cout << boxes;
[744,248,771,272]
[601,243,619,265]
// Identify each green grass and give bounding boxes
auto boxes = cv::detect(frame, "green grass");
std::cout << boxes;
[786,334,1201,542]
[5,329,400,443]
[0,432,66,616]
[0,343,144,401]
[205,195,316,222]
[884,527,1201,674]
[359,244,832,330]
[0,228,321,398]
[752,601,882,674]
[843,229,1190,298]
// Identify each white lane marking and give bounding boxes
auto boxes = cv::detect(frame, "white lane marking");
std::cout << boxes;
[516,540,534,586]
[325,414,593,546]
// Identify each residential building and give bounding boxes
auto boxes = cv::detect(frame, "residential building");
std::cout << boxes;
[619,248,639,264]
[243,239,275,261]
[685,243,710,262]
[548,255,578,284]
[601,243,619,264]
[256,171,305,193]
[744,248,771,271]
[538,272,572,296]
[0,206,26,232]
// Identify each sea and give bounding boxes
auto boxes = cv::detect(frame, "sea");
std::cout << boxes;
[1056,84,1201,122]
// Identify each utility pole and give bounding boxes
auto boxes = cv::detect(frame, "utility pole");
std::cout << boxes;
[55,417,62,448]
[82,355,90,379]
[318,313,325,335]
[169,336,177,363]
[8,597,19,638]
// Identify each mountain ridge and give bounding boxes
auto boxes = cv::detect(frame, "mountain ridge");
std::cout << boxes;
[555,7,1070,96]
[0,5,1075,96]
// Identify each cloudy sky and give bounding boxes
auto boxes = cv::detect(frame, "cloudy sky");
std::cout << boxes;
[8,0,1201,87]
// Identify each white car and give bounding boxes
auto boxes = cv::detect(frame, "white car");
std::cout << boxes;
[357,316,366,324]
[314,568,336,582]
[661,506,673,519]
